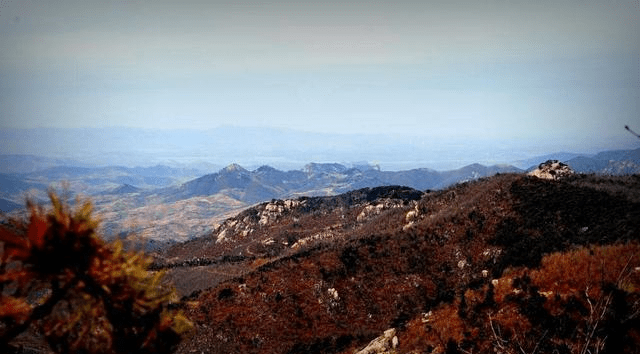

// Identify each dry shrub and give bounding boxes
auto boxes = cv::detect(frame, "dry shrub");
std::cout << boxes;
[531,243,640,298]
[396,242,640,354]
[0,193,192,354]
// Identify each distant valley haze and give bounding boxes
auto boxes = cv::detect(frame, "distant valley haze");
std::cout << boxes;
[0,126,638,172]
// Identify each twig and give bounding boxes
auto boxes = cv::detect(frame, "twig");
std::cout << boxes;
[488,313,507,350]
[530,329,548,354]
[579,253,635,354]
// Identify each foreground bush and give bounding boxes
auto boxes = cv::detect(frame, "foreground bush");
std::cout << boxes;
[400,243,640,354]
[0,193,192,354]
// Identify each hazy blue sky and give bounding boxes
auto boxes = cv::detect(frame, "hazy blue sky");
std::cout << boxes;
[1,0,639,147]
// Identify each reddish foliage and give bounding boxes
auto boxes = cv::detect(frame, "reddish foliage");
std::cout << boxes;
[169,174,639,354]
[0,193,192,354]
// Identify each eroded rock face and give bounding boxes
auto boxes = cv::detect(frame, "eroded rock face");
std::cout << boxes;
[215,199,305,243]
[259,199,305,226]
[528,160,574,180]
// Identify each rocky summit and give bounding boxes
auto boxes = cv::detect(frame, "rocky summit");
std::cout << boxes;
[528,159,574,180]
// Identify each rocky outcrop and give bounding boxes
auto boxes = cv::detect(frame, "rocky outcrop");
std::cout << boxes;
[258,199,304,226]
[528,160,574,180]
[356,198,408,223]
[215,199,305,243]
[355,328,398,354]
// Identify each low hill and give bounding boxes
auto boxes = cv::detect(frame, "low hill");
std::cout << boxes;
[157,173,640,354]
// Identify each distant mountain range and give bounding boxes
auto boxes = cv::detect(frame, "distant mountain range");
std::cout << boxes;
[563,148,640,174]
[1,147,639,244]
[168,162,522,204]
[160,147,640,206]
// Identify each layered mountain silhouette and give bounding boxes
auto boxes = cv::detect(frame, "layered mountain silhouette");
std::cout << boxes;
[166,148,640,206]
[2,147,639,245]
[564,148,640,174]
[168,162,522,204]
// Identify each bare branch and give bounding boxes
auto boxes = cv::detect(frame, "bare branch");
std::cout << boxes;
[626,125,640,139]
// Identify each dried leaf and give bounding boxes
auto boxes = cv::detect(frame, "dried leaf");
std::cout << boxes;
[0,296,32,322]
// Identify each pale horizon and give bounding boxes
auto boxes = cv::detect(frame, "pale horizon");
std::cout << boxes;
[1,1,639,167]
[1,125,638,172]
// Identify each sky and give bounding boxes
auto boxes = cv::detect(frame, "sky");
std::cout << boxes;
[0,0,639,154]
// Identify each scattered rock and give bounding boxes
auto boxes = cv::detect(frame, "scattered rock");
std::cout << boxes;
[290,230,334,249]
[327,288,339,301]
[421,311,433,323]
[356,199,404,222]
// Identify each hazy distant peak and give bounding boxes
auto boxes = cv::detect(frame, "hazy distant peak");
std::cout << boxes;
[460,163,485,170]
[222,163,247,173]
[114,184,141,194]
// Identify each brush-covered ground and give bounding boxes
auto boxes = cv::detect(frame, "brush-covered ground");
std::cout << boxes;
[156,173,640,354]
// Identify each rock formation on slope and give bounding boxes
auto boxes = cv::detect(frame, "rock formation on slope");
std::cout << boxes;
[528,159,574,180]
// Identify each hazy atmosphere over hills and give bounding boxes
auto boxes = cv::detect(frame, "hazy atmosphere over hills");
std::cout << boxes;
[1,0,639,162]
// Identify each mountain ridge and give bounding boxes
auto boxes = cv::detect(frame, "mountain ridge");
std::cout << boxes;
[166,162,522,205]
[2,147,639,244]
[157,172,640,354]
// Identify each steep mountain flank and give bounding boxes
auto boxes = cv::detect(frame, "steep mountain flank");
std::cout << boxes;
[166,173,640,354]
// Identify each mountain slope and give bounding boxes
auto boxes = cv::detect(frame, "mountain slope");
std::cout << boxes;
[161,173,640,354]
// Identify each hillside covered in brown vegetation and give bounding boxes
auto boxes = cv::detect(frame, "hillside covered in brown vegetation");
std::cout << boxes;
[158,172,640,354]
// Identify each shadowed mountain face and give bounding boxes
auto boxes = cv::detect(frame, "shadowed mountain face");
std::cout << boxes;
[157,173,640,354]
[102,183,142,195]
